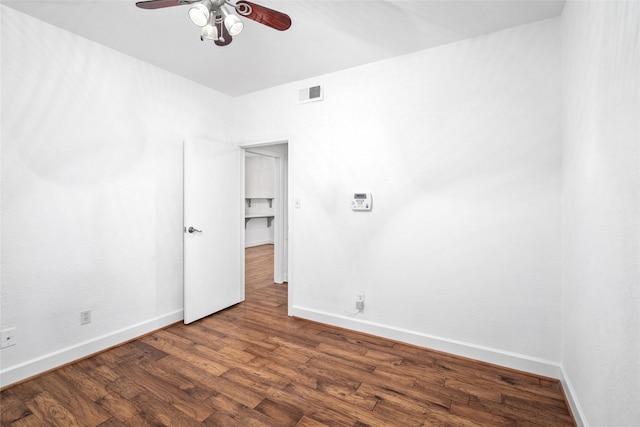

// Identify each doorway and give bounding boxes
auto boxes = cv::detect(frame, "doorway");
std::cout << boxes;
[241,141,289,308]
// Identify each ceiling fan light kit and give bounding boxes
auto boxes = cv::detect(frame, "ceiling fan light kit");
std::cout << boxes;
[188,1,211,27]
[200,17,219,40]
[136,0,291,46]
[221,5,244,36]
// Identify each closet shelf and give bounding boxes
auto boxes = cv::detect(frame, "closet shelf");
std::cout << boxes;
[245,197,273,208]
[245,214,274,228]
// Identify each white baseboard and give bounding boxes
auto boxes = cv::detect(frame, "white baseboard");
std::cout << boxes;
[0,310,183,388]
[245,239,274,248]
[291,305,589,425]
[559,366,588,427]
[291,305,562,378]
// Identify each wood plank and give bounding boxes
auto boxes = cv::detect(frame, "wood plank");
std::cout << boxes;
[95,391,140,424]
[142,335,230,377]
[111,363,214,422]
[202,410,246,426]
[276,382,382,426]
[316,379,378,410]
[135,354,217,401]
[94,418,127,427]
[24,391,81,427]
[104,377,147,401]
[254,398,304,426]
[220,364,291,393]
[5,414,47,427]
[450,401,517,426]
[204,393,276,426]
[33,372,111,426]
[356,382,450,416]
[155,354,264,408]
[0,390,32,426]
[293,415,331,427]
[316,328,396,352]
[56,363,110,402]
[413,378,471,405]
[468,395,576,426]
[128,391,204,427]
[445,377,504,403]
[249,356,319,390]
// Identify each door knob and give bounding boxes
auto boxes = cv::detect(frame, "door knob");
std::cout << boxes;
[188,226,202,233]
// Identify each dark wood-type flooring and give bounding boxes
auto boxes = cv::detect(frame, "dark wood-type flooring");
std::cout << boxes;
[1,244,576,426]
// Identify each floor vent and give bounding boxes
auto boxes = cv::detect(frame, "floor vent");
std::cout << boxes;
[298,85,323,104]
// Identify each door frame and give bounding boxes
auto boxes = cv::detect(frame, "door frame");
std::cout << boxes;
[237,138,292,315]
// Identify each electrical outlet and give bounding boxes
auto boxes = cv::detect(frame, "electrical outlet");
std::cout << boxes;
[80,310,92,325]
[1,328,16,348]
[356,293,365,310]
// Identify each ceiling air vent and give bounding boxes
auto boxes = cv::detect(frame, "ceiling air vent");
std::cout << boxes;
[298,85,323,104]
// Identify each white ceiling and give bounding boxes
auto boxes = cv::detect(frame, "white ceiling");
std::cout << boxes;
[3,0,565,96]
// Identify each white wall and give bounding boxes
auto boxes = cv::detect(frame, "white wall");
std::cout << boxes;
[561,2,640,426]
[245,154,275,247]
[0,6,232,386]
[234,18,562,374]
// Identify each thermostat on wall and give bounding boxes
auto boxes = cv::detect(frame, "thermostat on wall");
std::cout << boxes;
[351,193,372,211]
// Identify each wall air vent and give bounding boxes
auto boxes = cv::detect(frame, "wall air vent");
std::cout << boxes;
[298,85,323,104]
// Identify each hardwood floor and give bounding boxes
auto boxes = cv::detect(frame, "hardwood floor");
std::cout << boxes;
[1,244,576,426]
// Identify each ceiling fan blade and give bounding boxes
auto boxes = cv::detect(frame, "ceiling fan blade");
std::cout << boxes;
[235,1,291,31]
[135,0,197,9]
[215,20,233,46]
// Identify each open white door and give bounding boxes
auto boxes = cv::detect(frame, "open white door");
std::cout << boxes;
[184,139,244,324]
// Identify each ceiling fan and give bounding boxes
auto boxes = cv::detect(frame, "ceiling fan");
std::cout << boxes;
[136,0,291,46]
